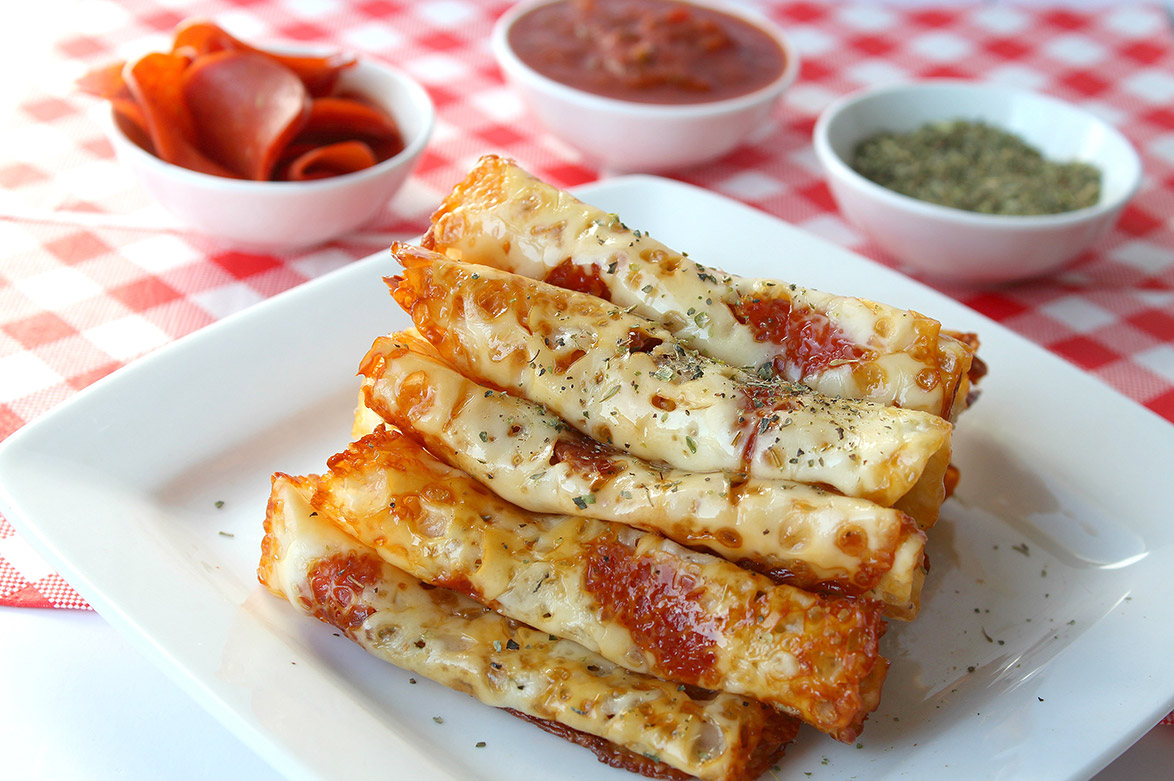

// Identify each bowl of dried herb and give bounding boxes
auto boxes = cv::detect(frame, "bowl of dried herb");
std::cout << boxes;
[813,80,1141,284]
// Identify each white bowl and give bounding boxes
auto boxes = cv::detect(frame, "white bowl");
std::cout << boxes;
[813,80,1141,284]
[106,55,434,251]
[492,0,800,173]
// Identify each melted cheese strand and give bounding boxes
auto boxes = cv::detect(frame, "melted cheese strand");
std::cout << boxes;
[357,332,926,618]
[388,244,952,517]
[422,154,977,420]
[304,427,887,742]
[259,475,799,781]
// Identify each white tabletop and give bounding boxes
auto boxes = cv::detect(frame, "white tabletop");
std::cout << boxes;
[1,606,1169,780]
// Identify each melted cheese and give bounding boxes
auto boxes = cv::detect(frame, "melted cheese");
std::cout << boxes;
[259,475,799,780]
[303,427,887,742]
[388,244,952,518]
[423,154,976,420]
[357,332,926,618]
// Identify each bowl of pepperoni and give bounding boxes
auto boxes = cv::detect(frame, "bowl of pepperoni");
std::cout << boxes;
[80,20,434,250]
[492,0,799,173]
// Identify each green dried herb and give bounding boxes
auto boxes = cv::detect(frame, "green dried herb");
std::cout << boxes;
[651,366,676,382]
[850,120,1101,216]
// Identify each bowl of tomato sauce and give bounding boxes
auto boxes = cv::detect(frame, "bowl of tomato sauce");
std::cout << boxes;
[492,0,799,173]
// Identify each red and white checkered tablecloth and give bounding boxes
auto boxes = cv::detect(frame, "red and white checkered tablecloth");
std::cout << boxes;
[1,0,1172,655]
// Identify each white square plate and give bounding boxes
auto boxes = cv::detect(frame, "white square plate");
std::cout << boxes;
[2,177,1172,781]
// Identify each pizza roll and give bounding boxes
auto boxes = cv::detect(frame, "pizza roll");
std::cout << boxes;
[422,154,977,420]
[388,244,952,522]
[259,474,800,781]
[304,426,887,742]
[357,332,927,618]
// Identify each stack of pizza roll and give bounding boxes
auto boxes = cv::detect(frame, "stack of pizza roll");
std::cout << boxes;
[258,156,982,780]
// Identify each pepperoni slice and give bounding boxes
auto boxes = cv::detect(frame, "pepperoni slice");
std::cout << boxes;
[290,96,406,162]
[182,51,311,181]
[125,52,239,178]
[77,60,131,100]
[302,96,403,142]
[172,19,356,97]
[282,140,378,180]
[259,50,357,99]
[110,97,153,153]
[170,18,237,56]
[80,18,398,182]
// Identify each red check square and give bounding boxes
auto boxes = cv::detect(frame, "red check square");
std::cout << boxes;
[1128,310,1174,342]
[1059,70,1112,98]
[67,361,121,392]
[1149,387,1174,421]
[1051,335,1122,371]
[962,292,1032,322]
[55,34,107,59]
[355,0,401,18]
[0,406,23,441]
[43,231,113,266]
[140,9,187,32]
[211,251,282,280]
[0,163,51,188]
[1116,204,1164,237]
[418,30,465,52]
[1121,40,1167,66]
[3,312,78,350]
[20,97,78,123]
[1043,9,1089,30]
[110,277,183,313]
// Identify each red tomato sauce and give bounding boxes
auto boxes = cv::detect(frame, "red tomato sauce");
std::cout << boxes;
[302,551,382,637]
[582,540,718,685]
[507,0,787,105]
[551,435,624,479]
[732,295,868,377]
[544,258,613,301]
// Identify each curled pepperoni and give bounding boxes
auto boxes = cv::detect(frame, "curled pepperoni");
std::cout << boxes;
[77,17,404,182]
[283,140,378,181]
[290,96,406,163]
[79,62,153,153]
[172,19,357,97]
[125,52,239,178]
[302,96,403,142]
[76,60,131,100]
[110,98,153,153]
[182,51,311,180]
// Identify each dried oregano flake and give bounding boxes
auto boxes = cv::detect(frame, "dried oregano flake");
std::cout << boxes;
[850,119,1101,216]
